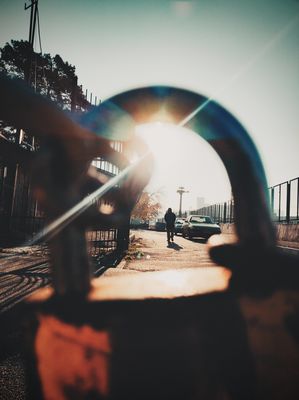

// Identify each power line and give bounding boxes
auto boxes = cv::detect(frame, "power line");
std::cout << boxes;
[25,0,38,49]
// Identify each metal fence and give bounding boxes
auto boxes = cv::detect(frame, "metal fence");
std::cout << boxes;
[270,177,299,223]
[0,139,130,265]
[0,163,44,242]
[191,177,299,224]
[191,199,235,224]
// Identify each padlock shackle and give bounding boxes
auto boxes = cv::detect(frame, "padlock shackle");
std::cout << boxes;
[86,86,275,248]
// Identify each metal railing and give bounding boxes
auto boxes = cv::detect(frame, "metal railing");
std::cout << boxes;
[0,139,130,266]
[270,177,299,223]
[191,177,299,224]
[191,199,235,224]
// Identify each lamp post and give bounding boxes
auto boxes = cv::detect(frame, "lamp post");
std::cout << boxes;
[177,186,189,217]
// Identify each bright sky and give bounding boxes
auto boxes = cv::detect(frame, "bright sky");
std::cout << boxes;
[1,0,299,213]
[136,122,230,212]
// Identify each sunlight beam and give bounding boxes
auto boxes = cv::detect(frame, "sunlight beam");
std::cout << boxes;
[178,13,299,127]
[27,152,151,245]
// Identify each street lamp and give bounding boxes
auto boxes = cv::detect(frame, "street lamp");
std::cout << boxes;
[177,186,189,217]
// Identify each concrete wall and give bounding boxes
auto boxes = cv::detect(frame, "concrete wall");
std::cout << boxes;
[220,223,299,243]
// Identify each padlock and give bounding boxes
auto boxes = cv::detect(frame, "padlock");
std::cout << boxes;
[1,77,299,399]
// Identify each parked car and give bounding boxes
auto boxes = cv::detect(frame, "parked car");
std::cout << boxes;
[149,220,166,231]
[130,221,149,230]
[174,218,186,235]
[182,215,221,240]
[155,221,166,231]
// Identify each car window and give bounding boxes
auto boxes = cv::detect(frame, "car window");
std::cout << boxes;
[190,216,213,223]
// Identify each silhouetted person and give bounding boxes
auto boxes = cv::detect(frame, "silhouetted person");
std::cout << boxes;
[164,207,176,243]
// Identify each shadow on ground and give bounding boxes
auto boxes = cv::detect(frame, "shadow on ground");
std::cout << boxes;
[167,242,183,250]
[186,238,207,244]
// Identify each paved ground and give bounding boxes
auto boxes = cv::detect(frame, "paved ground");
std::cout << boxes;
[103,229,299,279]
[0,246,50,400]
[0,246,51,313]
[103,229,219,277]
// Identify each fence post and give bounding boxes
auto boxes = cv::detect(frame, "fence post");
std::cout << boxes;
[286,182,290,223]
[116,216,130,255]
[270,187,274,216]
[223,202,227,224]
[278,185,281,222]
[0,164,17,244]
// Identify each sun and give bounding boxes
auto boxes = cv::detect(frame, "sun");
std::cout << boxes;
[135,122,231,213]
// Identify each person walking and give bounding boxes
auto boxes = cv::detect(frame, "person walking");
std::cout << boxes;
[164,207,176,243]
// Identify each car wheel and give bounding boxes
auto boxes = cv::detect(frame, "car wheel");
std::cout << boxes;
[188,230,193,240]
[182,230,186,238]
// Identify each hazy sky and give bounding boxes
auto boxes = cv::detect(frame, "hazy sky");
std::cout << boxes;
[1,0,298,212]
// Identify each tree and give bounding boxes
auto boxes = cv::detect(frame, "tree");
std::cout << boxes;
[131,191,162,222]
[0,40,90,142]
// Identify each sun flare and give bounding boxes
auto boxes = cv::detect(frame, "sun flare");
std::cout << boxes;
[135,122,231,213]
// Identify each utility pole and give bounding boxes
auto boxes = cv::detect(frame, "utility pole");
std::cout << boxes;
[6,1,39,241]
[17,1,39,146]
[24,0,38,83]
[177,186,189,217]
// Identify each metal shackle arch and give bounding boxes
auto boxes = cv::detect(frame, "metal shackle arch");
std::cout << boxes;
[86,85,276,251]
